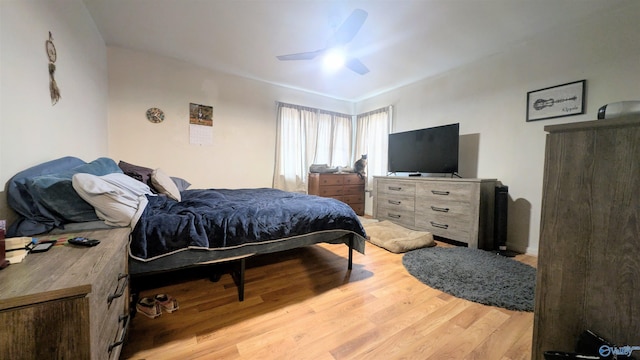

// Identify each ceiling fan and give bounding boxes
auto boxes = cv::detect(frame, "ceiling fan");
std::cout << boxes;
[276,8,369,75]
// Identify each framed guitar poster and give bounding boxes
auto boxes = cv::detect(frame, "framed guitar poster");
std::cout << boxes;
[526,80,585,121]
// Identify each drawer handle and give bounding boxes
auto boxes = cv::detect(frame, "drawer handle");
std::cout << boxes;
[388,200,401,205]
[388,186,402,191]
[108,313,130,353]
[388,213,401,219]
[431,190,450,196]
[430,221,449,229]
[431,206,450,212]
[108,273,129,304]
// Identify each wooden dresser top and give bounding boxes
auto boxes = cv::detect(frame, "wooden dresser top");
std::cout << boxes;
[545,114,640,133]
[374,176,496,183]
[0,228,129,310]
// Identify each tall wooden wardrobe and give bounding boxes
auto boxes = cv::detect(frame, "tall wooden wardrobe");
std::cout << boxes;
[532,115,640,358]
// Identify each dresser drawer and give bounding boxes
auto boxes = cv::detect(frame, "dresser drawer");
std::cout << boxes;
[343,174,365,185]
[343,194,364,204]
[416,201,475,243]
[333,196,364,215]
[376,208,415,228]
[91,242,128,359]
[317,185,344,197]
[98,275,128,360]
[416,212,473,243]
[102,296,129,360]
[343,185,364,195]
[415,200,473,222]
[349,203,365,216]
[377,180,416,197]
[317,174,345,186]
[377,193,415,212]
[416,182,477,203]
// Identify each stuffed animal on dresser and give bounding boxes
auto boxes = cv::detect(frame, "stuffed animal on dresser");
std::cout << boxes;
[354,154,367,179]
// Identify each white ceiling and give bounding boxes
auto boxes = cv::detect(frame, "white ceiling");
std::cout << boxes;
[83,0,627,102]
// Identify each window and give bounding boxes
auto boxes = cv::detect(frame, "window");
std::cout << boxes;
[273,103,352,192]
[355,106,392,190]
[273,102,392,196]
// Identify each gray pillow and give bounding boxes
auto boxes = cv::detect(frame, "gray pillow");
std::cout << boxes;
[171,176,191,191]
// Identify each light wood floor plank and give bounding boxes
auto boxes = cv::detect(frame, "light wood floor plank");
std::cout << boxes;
[468,310,534,359]
[122,240,536,359]
[502,323,535,360]
[429,308,511,359]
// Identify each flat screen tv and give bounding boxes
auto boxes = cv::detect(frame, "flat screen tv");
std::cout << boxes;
[387,123,459,175]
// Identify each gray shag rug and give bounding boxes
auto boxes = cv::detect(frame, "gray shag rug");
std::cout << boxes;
[402,246,536,312]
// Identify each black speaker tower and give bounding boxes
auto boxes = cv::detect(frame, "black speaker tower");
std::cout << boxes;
[494,185,516,257]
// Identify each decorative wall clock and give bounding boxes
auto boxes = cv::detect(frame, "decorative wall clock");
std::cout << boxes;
[46,31,61,105]
[146,107,165,123]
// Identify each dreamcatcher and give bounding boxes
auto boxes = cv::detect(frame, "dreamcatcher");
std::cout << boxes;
[45,32,60,105]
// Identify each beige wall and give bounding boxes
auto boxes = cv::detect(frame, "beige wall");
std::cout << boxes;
[107,47,352,190]
[0,0,108,223]
[357,2,640,254]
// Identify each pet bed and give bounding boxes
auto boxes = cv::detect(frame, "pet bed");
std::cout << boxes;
[364,220,435,253]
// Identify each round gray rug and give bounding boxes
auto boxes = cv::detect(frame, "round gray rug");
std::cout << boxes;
[402,246,536,312]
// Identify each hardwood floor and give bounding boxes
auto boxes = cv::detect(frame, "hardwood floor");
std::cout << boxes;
[122,241,537,360]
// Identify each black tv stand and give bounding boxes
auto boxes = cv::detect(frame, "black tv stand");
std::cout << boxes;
[408,173,422,177]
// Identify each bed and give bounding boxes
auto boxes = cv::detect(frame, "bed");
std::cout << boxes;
[6,156,367,301]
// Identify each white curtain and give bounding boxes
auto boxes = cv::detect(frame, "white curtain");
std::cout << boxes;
[355,106,393,192]
[273,102,353,192]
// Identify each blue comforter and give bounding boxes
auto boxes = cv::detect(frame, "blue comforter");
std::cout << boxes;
[130,188,367,260]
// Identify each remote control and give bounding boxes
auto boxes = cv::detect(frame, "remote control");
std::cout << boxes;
[68,237,100,247]
[30,241,55,253]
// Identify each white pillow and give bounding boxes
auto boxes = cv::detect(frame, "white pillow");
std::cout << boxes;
[72,173,153,227]
[151,168,181,201]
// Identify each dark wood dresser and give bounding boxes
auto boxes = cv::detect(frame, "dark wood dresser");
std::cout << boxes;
[532,115,640,359]
[0,228,130,360]
[308,172,365,215]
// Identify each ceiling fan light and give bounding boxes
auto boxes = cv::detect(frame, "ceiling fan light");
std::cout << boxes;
[323,49,345,71]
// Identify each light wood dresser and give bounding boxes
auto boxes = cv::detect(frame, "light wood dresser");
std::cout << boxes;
[532,116,640,359]
[373,176,497,249]
[308,172,365,215]
[0,227,130,360]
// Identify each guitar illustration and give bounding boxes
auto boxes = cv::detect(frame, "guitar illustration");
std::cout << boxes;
[533,96,577,110]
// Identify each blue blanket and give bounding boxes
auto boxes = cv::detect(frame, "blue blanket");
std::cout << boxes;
[130,188,367,260]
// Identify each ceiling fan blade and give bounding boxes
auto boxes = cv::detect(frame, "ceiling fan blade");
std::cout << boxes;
[276,49,324,61]
[330,9,368,46]
[345,58,369,75]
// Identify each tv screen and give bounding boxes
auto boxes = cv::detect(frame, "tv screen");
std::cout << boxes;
[388,123,459,174]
